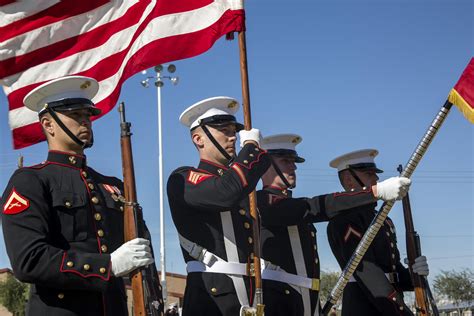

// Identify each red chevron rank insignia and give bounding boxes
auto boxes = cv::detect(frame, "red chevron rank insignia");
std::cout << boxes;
[3,189,30,215]
[187,171,213,185]
[344,225,362,242]
[268,194,285,205]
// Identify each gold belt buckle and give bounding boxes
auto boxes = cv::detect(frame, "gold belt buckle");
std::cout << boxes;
[311,278,320,291]
[247,262,255,277]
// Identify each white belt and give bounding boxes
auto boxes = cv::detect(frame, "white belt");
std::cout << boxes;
[187,260,250,276]
[262,266,320,291]
[349,272,398,283]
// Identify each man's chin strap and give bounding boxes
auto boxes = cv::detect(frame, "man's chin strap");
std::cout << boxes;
[270,157,294,189]
[46,108,93,149]
[200,124,233,164]
[348,168,366,189]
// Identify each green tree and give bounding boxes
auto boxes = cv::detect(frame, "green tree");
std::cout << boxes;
[319,270,340,306]
[0,274,29,316]
[433,268,473,314]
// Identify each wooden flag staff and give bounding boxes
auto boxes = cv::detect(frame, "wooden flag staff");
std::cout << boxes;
[238,30,265,316]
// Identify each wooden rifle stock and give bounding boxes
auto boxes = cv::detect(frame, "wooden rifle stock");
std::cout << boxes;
[119,103,163,316]
[398,165,439,316]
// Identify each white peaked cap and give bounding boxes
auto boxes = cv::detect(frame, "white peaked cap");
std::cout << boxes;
[23,76,99,113]
[329,148,381,172]
[262,133,305,163]
[262,134,302,151]
[179,96,240,129]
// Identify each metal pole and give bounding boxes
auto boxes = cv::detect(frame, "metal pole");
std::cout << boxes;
[156,70,167,303]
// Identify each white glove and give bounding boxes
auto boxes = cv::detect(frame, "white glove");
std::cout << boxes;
[375,176,411,201]
[412,255,429,276]
[239,128,262,148]
[111,238,154,277]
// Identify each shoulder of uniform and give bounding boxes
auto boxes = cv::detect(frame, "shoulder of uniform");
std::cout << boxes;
[24,161,49,170]
[5,168,44,191]
[171,166,194,175]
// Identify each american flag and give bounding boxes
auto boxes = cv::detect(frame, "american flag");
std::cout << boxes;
[0,0,245,149]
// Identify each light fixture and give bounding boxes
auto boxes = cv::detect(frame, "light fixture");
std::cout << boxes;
[170,77,179,85]
[167,64,176,73]
[155,79,164,87]
[140,79,149,88]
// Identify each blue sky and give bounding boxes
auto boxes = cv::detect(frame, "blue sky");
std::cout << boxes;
[1,0,473,282]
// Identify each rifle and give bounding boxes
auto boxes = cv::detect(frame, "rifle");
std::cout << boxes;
[397,165,439,316]
[119,102,164,316]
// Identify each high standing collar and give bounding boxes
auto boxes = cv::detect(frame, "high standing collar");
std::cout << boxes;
[47,150,87,169]
[262,185,292,198]
[198,159,228,176]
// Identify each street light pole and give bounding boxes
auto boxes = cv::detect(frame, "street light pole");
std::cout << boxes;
[155,68,166,303]
[140,65,179,305]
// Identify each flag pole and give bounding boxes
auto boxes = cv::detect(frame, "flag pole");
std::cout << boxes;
[322,101,453,315]
[238,30,265,316]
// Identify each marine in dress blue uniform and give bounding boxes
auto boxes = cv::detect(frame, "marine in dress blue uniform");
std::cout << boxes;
[166,97,271,315]
[1,76,158,316]
[256,135,408,316]
[326,149,429,316]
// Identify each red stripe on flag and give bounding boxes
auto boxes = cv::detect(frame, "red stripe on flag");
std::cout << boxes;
[0,0,110,42]
[453,58,474,109]
[10,9,245,149]
[154,0,213,15]
[0,1,147,80]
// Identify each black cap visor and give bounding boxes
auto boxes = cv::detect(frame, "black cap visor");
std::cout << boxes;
[193,114,244,131]
[267,149,305,163]
[348,162,383,173]
[40,98,101,117]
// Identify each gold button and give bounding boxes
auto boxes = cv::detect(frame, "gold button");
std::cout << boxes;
[390,242,394,248]
[250,253,254,260]
[58,293,65,299]
[248,237,253,244]
[68,156,76,165]
[94,213,102,221]
[399,307,404,310]
[66,261,74,267]
[97,229,104,237]
[392,253,395,258]
[99,267,107,274]
[284,290,290,295]
[244,222,250,229]
[65,201,72,208]
[243,160,248,164]
[91,196,99,204]
[315,258,319,264]
[313,245,317,250]
[88,183,95,190]
[83,264,90,271]
[249,154,254,157]
[386,232,390,236]
[254,148,259,151]
[392,265,396,270]
[239,209,246,215]
[311,231,315,237]
[392,297,396,301]
[81,171,88,178]
[101,245,108,252]
[211,287,217,293]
